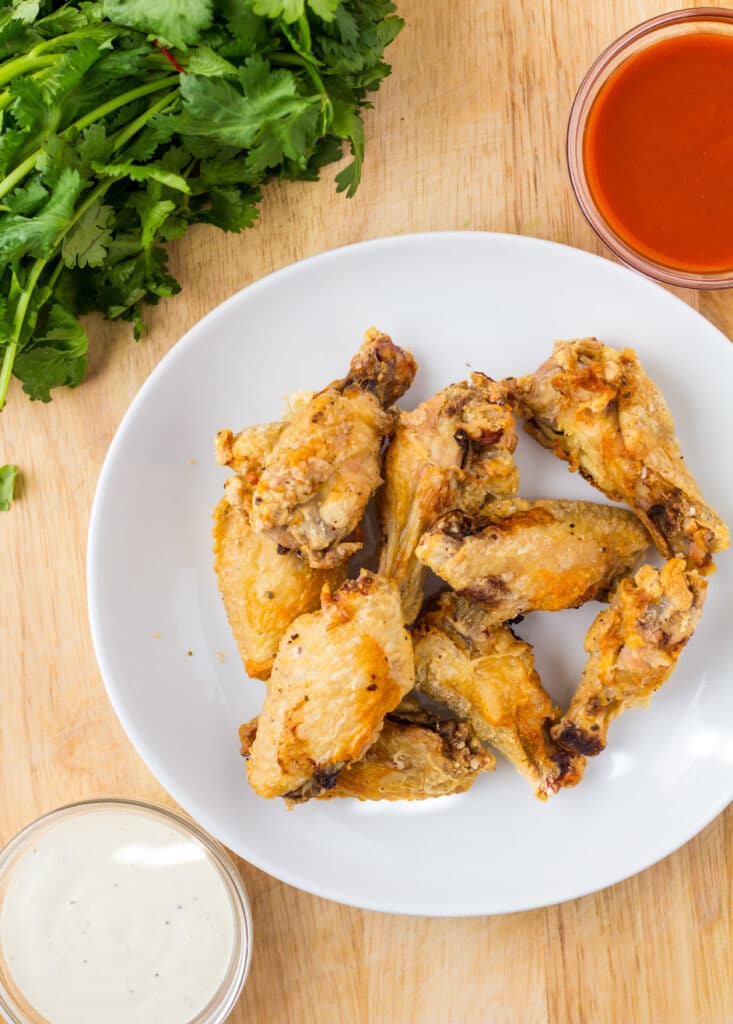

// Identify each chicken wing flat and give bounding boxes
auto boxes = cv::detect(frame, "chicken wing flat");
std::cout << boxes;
[416,499,650,626]
[378,376,519,622]
[504,338,729,572]
[245,328,416,568]
[307,718,494,801]
[413,594,583,798]
[552,558,707,757]
[213,490,345,680]
[244,571,415,800]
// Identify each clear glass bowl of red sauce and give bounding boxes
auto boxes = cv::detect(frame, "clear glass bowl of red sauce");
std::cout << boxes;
[568,8,733,289]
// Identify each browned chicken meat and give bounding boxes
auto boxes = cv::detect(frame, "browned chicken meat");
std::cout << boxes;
[378,376,519,622]
[221,329,417,568]
[412,594,584,798]
[302,718,493,801]
[213,488,345,680]
[504,338,729,572]
[415,499,650,626]
[552,557,707,758]
[243,571,415,800]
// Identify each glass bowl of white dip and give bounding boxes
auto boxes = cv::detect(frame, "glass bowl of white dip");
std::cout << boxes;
[0,799,252,1024]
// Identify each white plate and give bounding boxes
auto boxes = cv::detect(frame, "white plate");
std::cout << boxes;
[88,233,733,916]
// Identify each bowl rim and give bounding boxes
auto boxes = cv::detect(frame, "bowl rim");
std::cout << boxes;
[0,798,253,1024]
[567,6,733,290]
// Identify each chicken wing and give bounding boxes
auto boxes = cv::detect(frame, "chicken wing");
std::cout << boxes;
[244,571,415,800]
[504,338,729,572]
[552,558,707,757]
[413,594,583,798]
[213,489,345,680]
[378,376,519,622]
[307,718,493,801]
[415,499,650,626]
[246,328,416,568]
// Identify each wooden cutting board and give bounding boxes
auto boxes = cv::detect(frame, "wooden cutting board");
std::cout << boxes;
[1,2,730,1021]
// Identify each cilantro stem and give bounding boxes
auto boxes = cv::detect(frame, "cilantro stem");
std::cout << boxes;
[0,153,39,202]
[0,23,107,79]
[0,257,47,410]
[110,91,178,153]
[72,76,179,134]
[0,54,57,86]
[0,76,179,201]
[27,28,105,57]
[297,15,312,53]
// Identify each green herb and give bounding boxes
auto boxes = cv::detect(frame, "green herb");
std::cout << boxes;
[0,463,17,509]
[0,0,403,411]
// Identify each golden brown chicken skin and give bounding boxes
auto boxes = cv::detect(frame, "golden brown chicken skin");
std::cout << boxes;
[244,571,415,800]
[552,558,707,758]
[213,489,345,680]
[415,499,650,626]
[412,594,584,798]
[307,718,493,801]
[378,376,519,622]
[245,329,416,568]
[504,338,729,572]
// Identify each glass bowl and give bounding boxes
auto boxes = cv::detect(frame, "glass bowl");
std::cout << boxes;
[0,799,252,1024]
[567,7,733,289]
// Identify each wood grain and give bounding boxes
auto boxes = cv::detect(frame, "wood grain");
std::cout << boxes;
[1,2,731,1022]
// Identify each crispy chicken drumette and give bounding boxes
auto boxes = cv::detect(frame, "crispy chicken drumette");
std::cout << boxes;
[504,338,729,572]
[412,594,584,798]
[415,499,650,627]
[243,571,415,800]
[378,375,519,622]
[553,557,707,757]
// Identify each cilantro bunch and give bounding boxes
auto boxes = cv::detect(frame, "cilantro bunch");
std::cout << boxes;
[0,0,403,408]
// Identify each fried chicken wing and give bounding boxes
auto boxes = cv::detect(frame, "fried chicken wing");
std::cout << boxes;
[552,558,707,757]
[413,594,583,798]
[309,718,493,801]
[378,376,519,622]
[504,338,729,571]
[247,329,416,568]
[415,499,650,626]
[213,491,345,680]
[245,571,415,800]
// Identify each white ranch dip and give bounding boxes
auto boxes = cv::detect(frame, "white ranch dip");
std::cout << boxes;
[0,805,243,1024]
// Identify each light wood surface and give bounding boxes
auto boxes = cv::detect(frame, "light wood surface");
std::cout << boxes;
[2,2,731,1022]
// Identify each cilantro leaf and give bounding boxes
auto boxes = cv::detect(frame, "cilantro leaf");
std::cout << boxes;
[179,62,319,156]
[3,179,48,216]
[333,106,364,197]
[7,1,38,26]
[78,124,114,168]
[91,161,191,193]
[251,0,305,23]
[101,0,213,50]
[0,167,84,261]
[186,45,238,77]
[199,186,261,232]
[252,0,339,23]
[0,464,18,511]
[13,303,88,402]
[62,200,115,268]
[308,0,340,21]
[128,190,177,247]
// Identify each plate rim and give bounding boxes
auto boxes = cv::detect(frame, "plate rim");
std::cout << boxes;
[87,230,733,916]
